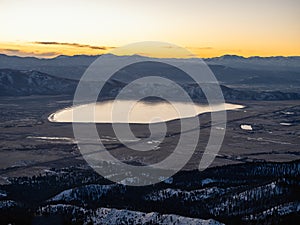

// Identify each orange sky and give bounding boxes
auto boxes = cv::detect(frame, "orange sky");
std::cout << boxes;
[0,0,299,58]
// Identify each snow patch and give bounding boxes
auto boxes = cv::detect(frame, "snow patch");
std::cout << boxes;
[240,124,253,131]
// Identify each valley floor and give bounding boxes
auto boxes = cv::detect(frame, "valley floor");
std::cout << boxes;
[0,95,299,224]
[0,95,299,179]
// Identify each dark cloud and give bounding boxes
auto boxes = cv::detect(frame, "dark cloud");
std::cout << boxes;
[0,48,59,57]
[34,51,60,57]
[33,41,115,50]
[0,48,23,54]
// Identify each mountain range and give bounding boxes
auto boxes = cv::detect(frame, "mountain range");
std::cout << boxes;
[0,54,299,99]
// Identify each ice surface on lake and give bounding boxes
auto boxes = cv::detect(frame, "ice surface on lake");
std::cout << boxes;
[49,100,244,124]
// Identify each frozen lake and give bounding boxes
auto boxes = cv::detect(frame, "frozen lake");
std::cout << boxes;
[49,100,244,124]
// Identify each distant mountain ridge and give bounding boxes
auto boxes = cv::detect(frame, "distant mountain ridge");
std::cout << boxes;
[1,68,300,101]
[0,54,97,80]
[205,54,300,72]
[0,54,299,93]
[0,53,299,79]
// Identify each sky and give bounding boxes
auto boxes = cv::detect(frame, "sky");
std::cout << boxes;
[0,0,299,58]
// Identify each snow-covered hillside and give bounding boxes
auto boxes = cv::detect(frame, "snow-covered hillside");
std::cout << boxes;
[0,69,77,96]
[39,204,224,225]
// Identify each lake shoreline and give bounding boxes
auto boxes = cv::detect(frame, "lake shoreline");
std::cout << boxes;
[48,100,244,124]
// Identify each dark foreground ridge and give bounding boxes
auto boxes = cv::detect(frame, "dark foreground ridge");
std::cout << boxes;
[0,160,299,225]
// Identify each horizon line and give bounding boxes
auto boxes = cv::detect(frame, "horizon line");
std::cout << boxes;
[1,52,299,60]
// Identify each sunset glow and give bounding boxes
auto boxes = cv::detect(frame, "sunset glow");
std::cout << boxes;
[0,0,299,58]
